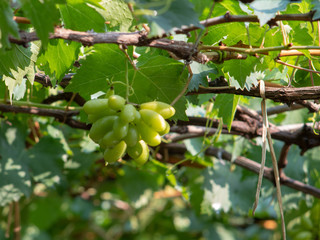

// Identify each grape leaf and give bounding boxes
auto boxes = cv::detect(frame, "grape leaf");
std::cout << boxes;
[37,39,80,82]
[0,1,19,50]
[25,136,66,187]
[2,44,38,100]
[136,0,202,36]
[118,165,164,208]
[291,23,313,46]
[188,62,217,91]
[66,44,188,120]
[20,0,60,48]
[213,94,239,132]
[201,22,246,46]
[201,161,256,215]
[59,0,106,32]
[223,57,260,88]
[96,0,133,31]
[250,0,291,26]
[0,121,31,206]
[312,0,320,20]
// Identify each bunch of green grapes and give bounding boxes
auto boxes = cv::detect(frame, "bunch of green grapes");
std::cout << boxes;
[83,91,175,166]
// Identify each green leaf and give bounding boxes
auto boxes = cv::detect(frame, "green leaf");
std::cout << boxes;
[137,0,202,36]
[188,62,217,91]
[0,1,19,50]
[28,194,65,229]
[37,39,80,81]
[0,121,31,206]
[250,0,291,26]
[96,0,133,31]
[201,162,256,215]
[20,0,60,48]
[184,138,204,157]
[201,22,246,46]
[213,94,239,132]
[59,0,106,32]
[66,44,188,120]
[0,45,32,77]
[25,136,66,187]
[223,57,260,88]
[291,23,314,46]
[1,44,37,100]
[118,165,164,208]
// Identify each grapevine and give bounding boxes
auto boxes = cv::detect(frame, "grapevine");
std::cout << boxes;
[83,89,175,166]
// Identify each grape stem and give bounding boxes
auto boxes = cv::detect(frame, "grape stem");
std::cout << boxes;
[0,99,82,111]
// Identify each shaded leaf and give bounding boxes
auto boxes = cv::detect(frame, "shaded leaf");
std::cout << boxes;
[188,62,217,91]
[201,161,256,215]
[20,0,60,48]
[0,1,19,50]
[0,121,31,206]
[136,0,202,36]
[25,136,66,187]
[312,0,320,20]
[118,165,164,208]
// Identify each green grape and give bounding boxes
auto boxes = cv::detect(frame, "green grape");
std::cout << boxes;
[140,109,166,132]
[89,116,117,143]
[133,140,149,166]
[123,125,140,147]
[120,104,137,123]
[103,141,127,163]
[101,131,120,148]
[133,110,141,124]
[87,108,117,123]
[140,101,175,119]
[113,118,129,140]
[108,95,125,111]
[158,121,170,135]
[83,99,109,114]
[127,140,143,159]
[136,120,161,146]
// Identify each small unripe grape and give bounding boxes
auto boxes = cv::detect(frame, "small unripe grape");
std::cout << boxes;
[113,118,129,140]
[105,87,115,98]
[140,101,175,119]
[140,109,166,132]
[123,125,140,147]
[89,116,117,143]
[103,141,127,163]
[133,110,141,124]
[133,140,149,166]
[136,121,161,146]
[108,95,125,111]
[120,104,137,123]
[83,99,109,114]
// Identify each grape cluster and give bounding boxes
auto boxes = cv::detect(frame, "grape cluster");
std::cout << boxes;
[83,92,175,165]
